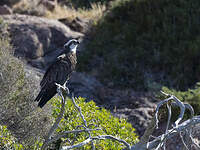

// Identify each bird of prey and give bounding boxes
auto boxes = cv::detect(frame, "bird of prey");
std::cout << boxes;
[35,39,80,108]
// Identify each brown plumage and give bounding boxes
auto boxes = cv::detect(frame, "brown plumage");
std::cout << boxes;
[35,39,79,108]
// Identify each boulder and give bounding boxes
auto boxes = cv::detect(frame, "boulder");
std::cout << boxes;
[69,72,103,102]
[38,0,57,11]
[2,14,83,69]
[0,5,12,15]
[59,17,91,33]
[0,0,21,6]
[96,88,156,135]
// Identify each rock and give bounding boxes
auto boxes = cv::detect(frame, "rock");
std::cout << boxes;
[69,72,103,102]
[38,0,57,11]
[0,0,21,6]
[2,14,83,69]
[96,88,157,135]
[59,17,91,33]
[0,5,12,14]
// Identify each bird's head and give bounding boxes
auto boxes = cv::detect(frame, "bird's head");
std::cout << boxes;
[64,38,80,53]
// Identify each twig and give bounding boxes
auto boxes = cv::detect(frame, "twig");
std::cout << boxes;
[146,116,200,150]
[179,131,189,150]
[71,95,88,128]
[189,130,200,149]
[71,94,95,149]
[46,128,101,146]
[61,135,131,150]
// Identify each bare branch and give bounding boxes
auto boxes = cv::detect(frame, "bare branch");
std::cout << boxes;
[189,131,200,149]
[46,128,101,146]
[71,95,88,128]
[92,135,131,149]
[131,91,200,150]
[179,131,189,150]
[61,138,92,150]
[61,135,131,150]
[71,94,95,149]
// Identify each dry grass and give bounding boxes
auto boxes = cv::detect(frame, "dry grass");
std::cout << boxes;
[12,0,46,16]
[13,0,106,24]
[45,3,106,21]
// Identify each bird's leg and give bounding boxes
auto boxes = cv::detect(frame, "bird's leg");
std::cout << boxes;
[63,80,70,95]
[55,82,70,102]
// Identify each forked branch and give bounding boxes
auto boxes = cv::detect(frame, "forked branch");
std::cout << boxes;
[131,91,199,150]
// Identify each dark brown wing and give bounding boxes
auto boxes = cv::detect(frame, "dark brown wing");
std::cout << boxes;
[40,57,72,88]
[35,55,74,108]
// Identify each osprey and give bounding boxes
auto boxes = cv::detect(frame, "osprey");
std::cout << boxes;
[35,39,80,108]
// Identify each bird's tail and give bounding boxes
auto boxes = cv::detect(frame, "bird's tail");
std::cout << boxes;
[37,89,56,108]
[34,90,44,102]
[34,86,57,108]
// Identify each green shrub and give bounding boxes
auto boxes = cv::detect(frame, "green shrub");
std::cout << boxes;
[0,17,51,147]
[51,96,138,149]
[0,125,24,150]
[0,125,44,150]
[1,96,138,149]
[78,0,200,91]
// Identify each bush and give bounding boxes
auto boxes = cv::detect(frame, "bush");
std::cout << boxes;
[0,96,138,149]
[0,125,44,150]
[78,0,200,91]
[0,17,52,147]
[0,125,24,150]
[51,96,138,149]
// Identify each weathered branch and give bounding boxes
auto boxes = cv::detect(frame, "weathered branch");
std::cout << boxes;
[71,94,95,149]
[131,91,200,150]
[61,135,131,150]
[146,116,200,149]
[46,128,101,146]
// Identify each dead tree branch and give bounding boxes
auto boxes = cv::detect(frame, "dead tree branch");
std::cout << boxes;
[61,135,131,150]
[131,91,200,150]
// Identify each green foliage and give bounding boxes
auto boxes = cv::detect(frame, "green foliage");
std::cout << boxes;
[161,83,200,116]
[51,96,138,149]
[0,17,51,148]
[0,125,24,150]
[0,96,138,150]
[0,125,43,150]
[78,0,200,91]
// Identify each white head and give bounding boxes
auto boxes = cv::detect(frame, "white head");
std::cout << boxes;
[64,39,80,53]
